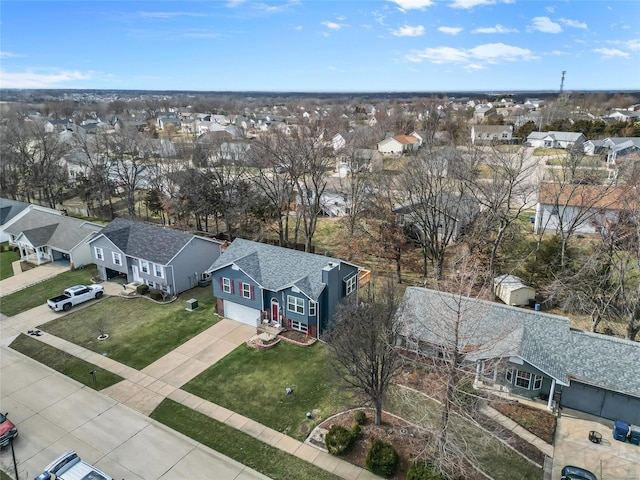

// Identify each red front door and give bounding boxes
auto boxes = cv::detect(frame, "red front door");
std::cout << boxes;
[271,301,279,323]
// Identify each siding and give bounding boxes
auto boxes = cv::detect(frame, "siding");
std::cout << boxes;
[171,238,221,293]
[212,266,263,311]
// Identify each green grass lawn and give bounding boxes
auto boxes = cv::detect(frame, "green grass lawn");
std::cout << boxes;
[0,265,98,316]
[9,334,123,390]
[386,387,542,480]
[151,399,342,480]
[182,341,355,441]
[40,287,218,370]
[0,246,20,281]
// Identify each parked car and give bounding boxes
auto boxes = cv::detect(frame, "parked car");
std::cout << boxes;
[561,465,597,480]
[47,285,104,312]
[0,412,18,448]
[34,451,113,480]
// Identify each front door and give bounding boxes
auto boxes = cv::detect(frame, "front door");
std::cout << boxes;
[271,299,280,323]
[132,265,141,282]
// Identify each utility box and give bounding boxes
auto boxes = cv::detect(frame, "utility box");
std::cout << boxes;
[185,298,199,311]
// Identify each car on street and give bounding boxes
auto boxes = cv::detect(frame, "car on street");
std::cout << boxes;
[0,412,18,448]
[561,465,598,480]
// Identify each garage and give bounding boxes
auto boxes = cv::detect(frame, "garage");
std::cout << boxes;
[222,300,261,327]
[561,381,640,424]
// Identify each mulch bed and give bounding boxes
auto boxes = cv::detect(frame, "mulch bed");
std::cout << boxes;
[278,329,317,346]
[490,398,557,445]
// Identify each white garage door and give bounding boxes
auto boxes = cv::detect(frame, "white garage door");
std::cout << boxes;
[223,300,260,327]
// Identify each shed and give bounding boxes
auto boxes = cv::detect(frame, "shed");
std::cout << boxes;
[494,275,535,306]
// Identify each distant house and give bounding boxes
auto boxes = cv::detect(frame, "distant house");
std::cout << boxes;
[332,133,346,151]
[89,217,223,295]
[396,287,640,424]
[471,125,514,145]
[494,275,535,307]
[377,134,420,155]
[0,198,60,243]
[207,238,368,338]
[4,208,101,268]
[473,106,497,123]
[583,139,607,156]
[527,131,586,150]
[604,137,640,167]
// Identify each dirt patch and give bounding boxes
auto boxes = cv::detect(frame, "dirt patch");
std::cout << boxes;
[490,398,556,445]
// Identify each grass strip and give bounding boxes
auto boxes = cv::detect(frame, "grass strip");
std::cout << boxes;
[9,334,123,390]
[150,399,342,480]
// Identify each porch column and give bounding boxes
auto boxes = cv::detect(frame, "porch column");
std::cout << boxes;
[547,379,556,411]
[474,361,481,389]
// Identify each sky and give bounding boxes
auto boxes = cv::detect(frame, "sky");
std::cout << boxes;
[1,0,639,92]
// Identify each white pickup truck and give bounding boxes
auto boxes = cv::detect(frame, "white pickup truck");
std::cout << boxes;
[34,451,113,480]
[47,285,104,312]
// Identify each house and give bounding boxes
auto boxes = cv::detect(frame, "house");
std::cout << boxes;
[526,131,586,150]
[473,106,497,123]
[377,135,420,155]
[89,217,223,295]
[533,182,634,235]
[332,133,346,151]
[493,275,535,307]
[604,137,640,167]
[0,198,43,243]
[396,287,640,424]
[4,209,102,268]
[207,238,367,338]
[583,139,607,156]
[471,125,514,145]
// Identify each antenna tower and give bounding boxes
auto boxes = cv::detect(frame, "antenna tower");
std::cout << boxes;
[560,71,566,94]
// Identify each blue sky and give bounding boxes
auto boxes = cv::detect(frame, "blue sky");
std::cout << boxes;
[1,1,638,92]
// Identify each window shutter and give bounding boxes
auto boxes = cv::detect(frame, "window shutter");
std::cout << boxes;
[239,281,244,293]
[250,284,254,300]
[231,280,235,294]
[219,277,223,290]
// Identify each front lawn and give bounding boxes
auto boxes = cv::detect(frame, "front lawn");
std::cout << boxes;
[40,287,218,369]
[0,245,20,280]
[182,341,355,441]
[0,265,98,316]
[10,334,123,390]
[151,399,342,480]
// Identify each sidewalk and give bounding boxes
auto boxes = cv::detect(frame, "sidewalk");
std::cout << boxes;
[1,301,379,480]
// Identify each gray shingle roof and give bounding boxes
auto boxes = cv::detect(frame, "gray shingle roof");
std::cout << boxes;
[397,287,640,397]
[0,198,30,226]
[208,238,357,301]
[96,217,197,265]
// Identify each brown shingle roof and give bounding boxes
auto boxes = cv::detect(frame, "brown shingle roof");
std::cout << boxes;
[393,135,419,145]
[537,182,637,210]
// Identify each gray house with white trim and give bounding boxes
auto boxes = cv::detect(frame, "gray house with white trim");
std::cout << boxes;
[89,218,223,295]
[397,287,640,424]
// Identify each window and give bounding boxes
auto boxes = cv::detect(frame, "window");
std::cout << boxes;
[533,375,543,390]
[154,263,163,278]
[309,301,317,317]
[551,205,559,216]
[241,282,254,299]
[146,280,155,288]
[345,275,357,295]
[221,277,232,294]
[515,370,532,389]
[287,295,304,315]
[141,260,149,274]
[94,247,104,261]
[505,368,513,383]
[112,252,122,266]
[290,320,308,333]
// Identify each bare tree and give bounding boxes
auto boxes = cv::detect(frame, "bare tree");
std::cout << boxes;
[325,281,403,425]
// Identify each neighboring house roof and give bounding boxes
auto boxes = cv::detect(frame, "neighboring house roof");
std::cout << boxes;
[527,131,585,143]
[207,238,359,301]
[0,198,31,226]
[92,217,212,265]
[494,274,532,293]
[537,182,635,210]
[5,209,102,251]
[394,135,419,145]
[473,125,513,135]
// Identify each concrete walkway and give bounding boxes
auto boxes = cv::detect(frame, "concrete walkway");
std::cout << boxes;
[0,262,68,297]
[1,291,379,480]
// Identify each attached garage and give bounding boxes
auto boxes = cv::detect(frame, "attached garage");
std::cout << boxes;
[222,300,260,327]
[561,381,640,425]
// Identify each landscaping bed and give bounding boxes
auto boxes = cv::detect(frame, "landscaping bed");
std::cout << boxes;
[490,397,556,444]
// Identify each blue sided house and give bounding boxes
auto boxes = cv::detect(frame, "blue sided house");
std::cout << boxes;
[207,238,369,339]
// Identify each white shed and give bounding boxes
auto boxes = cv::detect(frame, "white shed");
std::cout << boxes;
[494,275,535,306]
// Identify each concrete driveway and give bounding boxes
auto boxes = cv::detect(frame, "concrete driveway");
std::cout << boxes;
[0,262,68,298]
[553,409,640,480]
[0,347,270,480]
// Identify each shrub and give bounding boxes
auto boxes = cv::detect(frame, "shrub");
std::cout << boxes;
[354,410,367,425]
[351,423,362,439]
[136,284,150,295]
[366,440,399,477]
[149,289,164,301]
[325,425,355,455]
[406,460,446,480]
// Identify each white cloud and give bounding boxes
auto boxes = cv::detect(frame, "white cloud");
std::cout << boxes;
[336,16,346,21]
[0,69,94,89]
[626,39,640,50]
[389,0,434,10]
[294,25,303,30]
[472,24,517,34]
[593,48,630,58]
[138,11,206,19]
[0,51,20,58]
[559,18,588,29]
[438,26,463,35]
[392,25,426,37]
[546,6,555,13]
[322,21,342,30]
[530,17,562,34]
[405,42,536,67]
[551,50,568,56]
[450,0,514,9]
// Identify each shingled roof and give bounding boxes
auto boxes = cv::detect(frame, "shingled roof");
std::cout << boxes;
[0,198,31,226]
[397,287,640,397]
[95,217,200,265]
[207,238,359,301]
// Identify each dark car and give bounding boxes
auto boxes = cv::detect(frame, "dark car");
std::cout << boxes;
[0,412,18,448]
[561,465,597,480]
